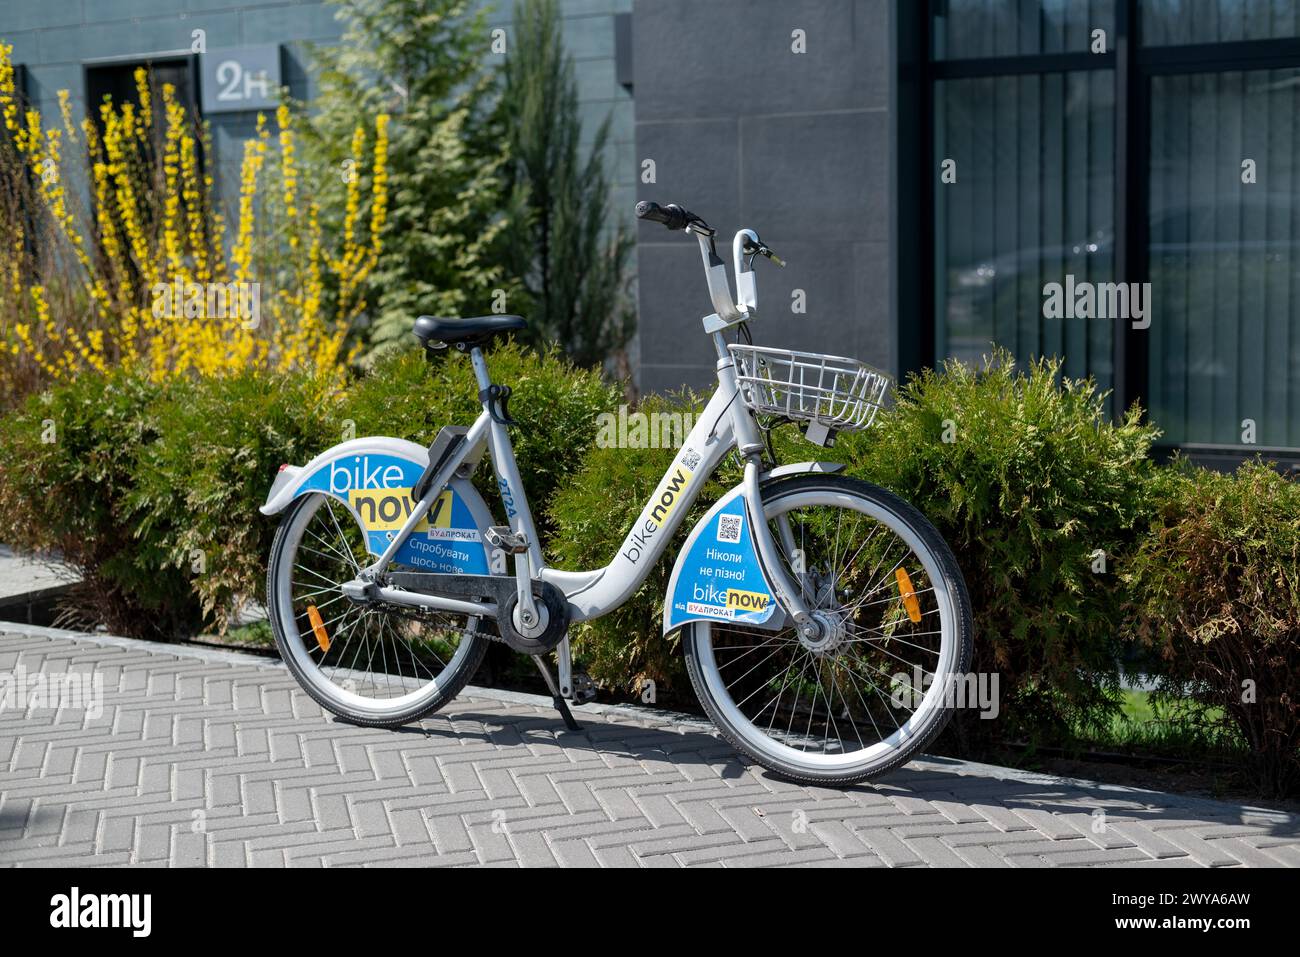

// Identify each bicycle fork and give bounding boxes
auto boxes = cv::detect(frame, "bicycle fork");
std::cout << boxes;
[740,459,827,641]
[719,340,821,641]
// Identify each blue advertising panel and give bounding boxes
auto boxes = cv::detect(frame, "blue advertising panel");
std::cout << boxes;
[665,491,778,630]
[297,452,489,575]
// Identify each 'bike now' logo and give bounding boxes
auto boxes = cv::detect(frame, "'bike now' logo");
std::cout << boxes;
[649,465,692,529]
[724,588,770,612]
[621,462,695,565]
[50,887,151,937]
[330,456,406,494]
[349,488,455,533]
[691,582,728,605]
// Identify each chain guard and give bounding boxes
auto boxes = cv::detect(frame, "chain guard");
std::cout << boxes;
[384,571,569,655]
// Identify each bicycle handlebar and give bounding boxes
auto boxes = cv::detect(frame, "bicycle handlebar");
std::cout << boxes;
[636,200,708,233]
[636,201,783,327]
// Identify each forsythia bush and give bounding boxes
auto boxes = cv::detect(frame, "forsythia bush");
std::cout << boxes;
[0,42,389,399]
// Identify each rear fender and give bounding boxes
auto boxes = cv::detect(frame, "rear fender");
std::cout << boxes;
[260,436,495,575]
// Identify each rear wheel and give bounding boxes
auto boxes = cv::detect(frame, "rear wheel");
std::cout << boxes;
[267,493,489,727]
[684,475,973,785]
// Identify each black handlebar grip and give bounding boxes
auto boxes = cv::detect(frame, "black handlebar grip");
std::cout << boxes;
[636,200,694,230]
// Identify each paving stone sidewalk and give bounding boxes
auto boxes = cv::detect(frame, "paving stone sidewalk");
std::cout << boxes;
[1,625,1297,868]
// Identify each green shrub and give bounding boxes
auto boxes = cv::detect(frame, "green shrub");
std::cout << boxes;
[17,338,1296,804]
[1123,460,1300,796]
[849,350,1160,748]
[127,371,340,631]
[0,369,203,639]
[0,342,618,637]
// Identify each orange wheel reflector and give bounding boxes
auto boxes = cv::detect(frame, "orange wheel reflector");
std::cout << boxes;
[307,605,331,652]
[895,568,922,624]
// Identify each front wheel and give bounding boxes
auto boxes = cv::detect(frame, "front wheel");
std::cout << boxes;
[683,475,974,785]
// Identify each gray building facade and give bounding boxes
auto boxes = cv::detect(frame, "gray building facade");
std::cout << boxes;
[4,0,1300,464]
[630,0,896,394]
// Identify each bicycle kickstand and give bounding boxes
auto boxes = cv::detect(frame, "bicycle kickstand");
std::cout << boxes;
[531,650,582,732]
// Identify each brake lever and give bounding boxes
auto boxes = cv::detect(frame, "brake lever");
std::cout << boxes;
[744,239,785,268]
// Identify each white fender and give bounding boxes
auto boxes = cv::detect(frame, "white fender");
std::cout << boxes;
[260,436,497,576]
[661,461,844,635]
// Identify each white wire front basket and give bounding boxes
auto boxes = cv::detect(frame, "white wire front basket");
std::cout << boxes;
[728,343,891,433]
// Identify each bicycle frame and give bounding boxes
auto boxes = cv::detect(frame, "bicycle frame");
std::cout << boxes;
[353,226,819,637]
[356,342,806,626]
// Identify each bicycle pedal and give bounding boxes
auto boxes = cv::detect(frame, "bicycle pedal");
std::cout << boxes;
[484,525,529,554]
[570,672,597,705]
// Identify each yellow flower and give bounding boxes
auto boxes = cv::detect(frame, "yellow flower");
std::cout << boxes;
[135,69,152,132]
[277,104,298,230]
[0,42,19,135]
[3,75,388,388]
[57,89,76,143]
[370,114,390,256]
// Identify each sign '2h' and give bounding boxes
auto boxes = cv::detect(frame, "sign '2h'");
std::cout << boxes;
[199,45,281,114]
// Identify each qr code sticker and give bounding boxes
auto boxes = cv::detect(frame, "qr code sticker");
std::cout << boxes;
[681,447,701,471]
[717,514,743,544]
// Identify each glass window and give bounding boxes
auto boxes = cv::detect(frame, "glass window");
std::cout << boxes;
[925,0,1300,453]
[934,70,1116,409]
[1143,0,1300,46]
[1147,66,1300,447]
[933,0,1116,59]
[85,58,199,138]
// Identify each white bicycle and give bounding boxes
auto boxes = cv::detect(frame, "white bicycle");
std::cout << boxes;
[262,201,973,785]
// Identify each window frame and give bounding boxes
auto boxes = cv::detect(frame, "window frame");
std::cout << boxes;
[901,0,1300,464]
[82,50,202,133]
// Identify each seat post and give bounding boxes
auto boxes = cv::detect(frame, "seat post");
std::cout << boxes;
[469,347,493,395]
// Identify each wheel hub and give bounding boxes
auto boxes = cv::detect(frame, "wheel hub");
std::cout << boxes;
[795,569,849,654]
[798,609,848,654]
